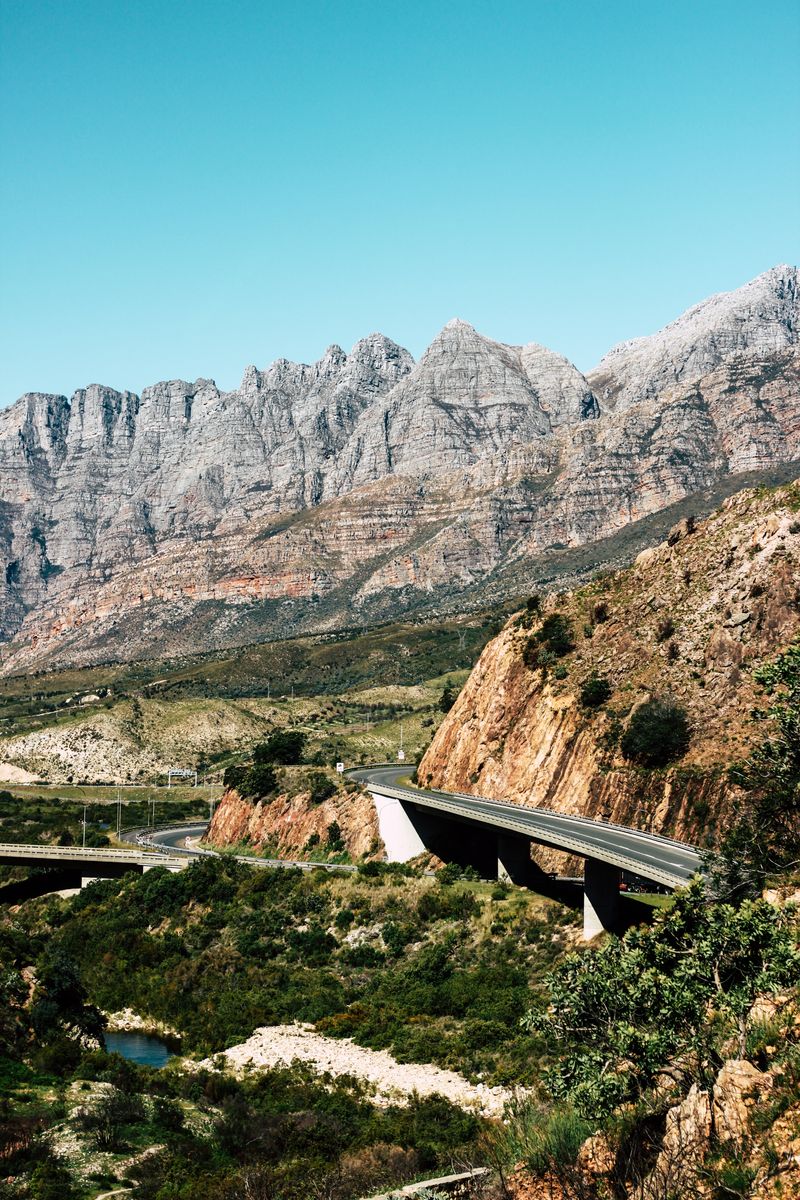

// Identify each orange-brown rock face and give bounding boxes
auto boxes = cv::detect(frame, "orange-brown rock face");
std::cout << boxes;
[205,784,381,860]
[419,481,800,857]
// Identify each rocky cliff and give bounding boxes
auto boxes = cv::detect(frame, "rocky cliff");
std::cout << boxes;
[204,779,380,860]
[1,265,798,673]
[419,478,800,862]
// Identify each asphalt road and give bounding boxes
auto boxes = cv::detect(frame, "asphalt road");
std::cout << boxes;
[141,823,361,874]
[351,765,702,890]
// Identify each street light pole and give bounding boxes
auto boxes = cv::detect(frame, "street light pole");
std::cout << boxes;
[82,804,87,848]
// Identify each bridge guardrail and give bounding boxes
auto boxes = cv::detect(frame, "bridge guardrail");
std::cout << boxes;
[357,776,698,890]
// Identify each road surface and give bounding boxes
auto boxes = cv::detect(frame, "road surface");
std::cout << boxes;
[351,765,702,889]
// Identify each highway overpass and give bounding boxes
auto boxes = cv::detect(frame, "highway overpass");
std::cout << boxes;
[0,767,702,936]
[351,766,702,937]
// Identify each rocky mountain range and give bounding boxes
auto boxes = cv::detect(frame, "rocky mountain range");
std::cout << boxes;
[0,264,798,673]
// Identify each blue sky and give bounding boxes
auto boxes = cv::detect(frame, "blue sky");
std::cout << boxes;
[1,0,798,404]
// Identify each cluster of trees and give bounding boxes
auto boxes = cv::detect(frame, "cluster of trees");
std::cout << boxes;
[6,855,568,1082]
[222,730,308,799]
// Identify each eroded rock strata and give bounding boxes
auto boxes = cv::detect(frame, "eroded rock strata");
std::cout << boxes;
[1,265,797,672]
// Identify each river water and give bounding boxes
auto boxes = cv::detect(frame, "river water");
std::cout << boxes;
[104,1030,174,1068]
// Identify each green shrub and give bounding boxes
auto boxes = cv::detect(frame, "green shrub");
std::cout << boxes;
[523,613,575,670]
[620,698,690,767]
[254,730,306,765]
[305,771,336,805]
[246,763,278,799]
[326,821,345,851]
[580,676,612,709]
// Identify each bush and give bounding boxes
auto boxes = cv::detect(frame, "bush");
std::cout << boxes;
[326,821,345,851]
[77,1088,145,1150]
[306,771,336,805]
[246,763,278,799]
[580,676,612,709]
[438,685,457,713]
[437,862,463,885]
[254,730,306,765]
[523,613,575,670]
[620,698,690,767]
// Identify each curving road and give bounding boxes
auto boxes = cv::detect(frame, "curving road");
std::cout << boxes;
[350,765,702,890]
[140,824,362,874]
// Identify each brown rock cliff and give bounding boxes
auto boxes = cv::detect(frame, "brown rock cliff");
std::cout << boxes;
[419,480,800,859]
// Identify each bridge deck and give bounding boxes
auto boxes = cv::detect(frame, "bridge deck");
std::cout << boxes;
[352,766,702,890]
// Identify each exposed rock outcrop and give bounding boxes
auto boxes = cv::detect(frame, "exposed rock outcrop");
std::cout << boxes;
[205,781,380,860]
[419,480,800,858]
[1,266,798,672]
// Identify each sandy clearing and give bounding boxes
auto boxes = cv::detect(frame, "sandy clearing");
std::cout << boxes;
[0,762,43,783]
[197,1022,519,1117]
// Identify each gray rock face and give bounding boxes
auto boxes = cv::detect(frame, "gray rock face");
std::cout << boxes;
[0,265,798,672]
[588,264,799,409]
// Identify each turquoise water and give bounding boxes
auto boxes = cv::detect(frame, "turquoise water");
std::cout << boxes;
[104,1030,174,1068]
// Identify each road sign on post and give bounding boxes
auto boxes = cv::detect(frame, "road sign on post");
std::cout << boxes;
[336,762,345,774]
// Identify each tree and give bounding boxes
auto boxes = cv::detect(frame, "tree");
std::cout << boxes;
[620,697,690,767]
[255,730,306,765]
[438,686,456,713]
[30,948,105,1045]
[523,883,799,1119]
[523,613,575,670]
[306,771,336,805]
[326,821,344,852]
[730,641,800,874]
[247,763,278,799]
[580,676,612,709]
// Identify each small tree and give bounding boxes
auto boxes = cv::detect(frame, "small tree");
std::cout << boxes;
[620,698,690,767]
[306,771,336,805]
[255,730,306,765]
[246,763,278,799]
[326,821,344,852]
[580,676,612,709]
[439,685,457,713]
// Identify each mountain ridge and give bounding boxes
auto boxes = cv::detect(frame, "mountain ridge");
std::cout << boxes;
[1,265,798,673]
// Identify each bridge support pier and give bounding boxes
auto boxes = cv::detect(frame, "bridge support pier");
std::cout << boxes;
[583,857,621,939]
[372,792,427,862]
[497,834,546,888]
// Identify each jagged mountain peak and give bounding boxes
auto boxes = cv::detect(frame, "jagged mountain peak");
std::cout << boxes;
[1,268,798,672]
[589,264,799,409]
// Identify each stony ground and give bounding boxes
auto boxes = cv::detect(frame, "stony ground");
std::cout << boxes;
[197,1022,520,1117]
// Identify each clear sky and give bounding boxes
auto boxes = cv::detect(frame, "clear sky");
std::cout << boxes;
[1,0,798,405]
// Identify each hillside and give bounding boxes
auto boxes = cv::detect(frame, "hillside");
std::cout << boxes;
[420,478,800,860]
[1,265,798,674]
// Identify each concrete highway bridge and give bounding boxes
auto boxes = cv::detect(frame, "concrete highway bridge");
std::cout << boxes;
[351,766,702,937]
[0,842,188,901]
[0,766,702,936]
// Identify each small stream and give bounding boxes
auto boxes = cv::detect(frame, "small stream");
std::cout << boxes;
[104,1030,175,1068]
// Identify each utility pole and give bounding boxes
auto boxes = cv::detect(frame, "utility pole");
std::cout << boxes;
[116,787,121,839]
[82,804,87,848]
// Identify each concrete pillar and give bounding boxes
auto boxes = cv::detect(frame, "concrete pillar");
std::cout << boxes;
[583,857,621,939]
[370,791,427,862]
[497,834,540,886]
